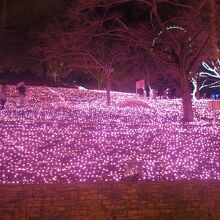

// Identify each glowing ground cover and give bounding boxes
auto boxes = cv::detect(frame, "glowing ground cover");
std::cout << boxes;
[0,86,220,183]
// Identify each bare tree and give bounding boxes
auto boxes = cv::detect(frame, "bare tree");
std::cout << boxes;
[36,3,128,106]
[0,0,71,76]
[84,0,216,121]
[36,0,219,118]
[136,0,217,121]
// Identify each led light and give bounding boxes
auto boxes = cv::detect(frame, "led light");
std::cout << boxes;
[0,85,219,184]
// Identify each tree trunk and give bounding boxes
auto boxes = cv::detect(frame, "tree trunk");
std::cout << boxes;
[42,61,48,81]
[180,72,194,122]
[196,77,201,99]
[179,41,194,122]
[97,79,101,90]
[97,73,102,90]
[105,70,111,106]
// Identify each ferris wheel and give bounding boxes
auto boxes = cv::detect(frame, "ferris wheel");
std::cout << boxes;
[151,25,189,63]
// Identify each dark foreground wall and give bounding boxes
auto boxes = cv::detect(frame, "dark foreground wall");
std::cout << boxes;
[0,181,220,220]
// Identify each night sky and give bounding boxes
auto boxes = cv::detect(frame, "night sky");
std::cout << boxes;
[0,0,75,76]
[0,0,185,32]
[0,0,73,31]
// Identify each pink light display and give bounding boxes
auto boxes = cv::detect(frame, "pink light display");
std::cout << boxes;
[0,86,220,184]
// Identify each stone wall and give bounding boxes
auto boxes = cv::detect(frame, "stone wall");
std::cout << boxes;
[0,181,220,220]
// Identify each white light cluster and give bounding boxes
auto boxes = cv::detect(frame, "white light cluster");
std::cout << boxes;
[0,86,220,184]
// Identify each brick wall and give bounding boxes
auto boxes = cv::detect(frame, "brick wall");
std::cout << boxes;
[0,181,220,220]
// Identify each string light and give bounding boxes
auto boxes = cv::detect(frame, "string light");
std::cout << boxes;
[0,85,219,184]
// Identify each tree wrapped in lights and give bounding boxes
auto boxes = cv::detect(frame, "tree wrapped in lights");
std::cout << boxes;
[191,0,219,100]
[150,1,219,121]
[35,0,219,116]
[200,59,220,90]
[89,0,218,121]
